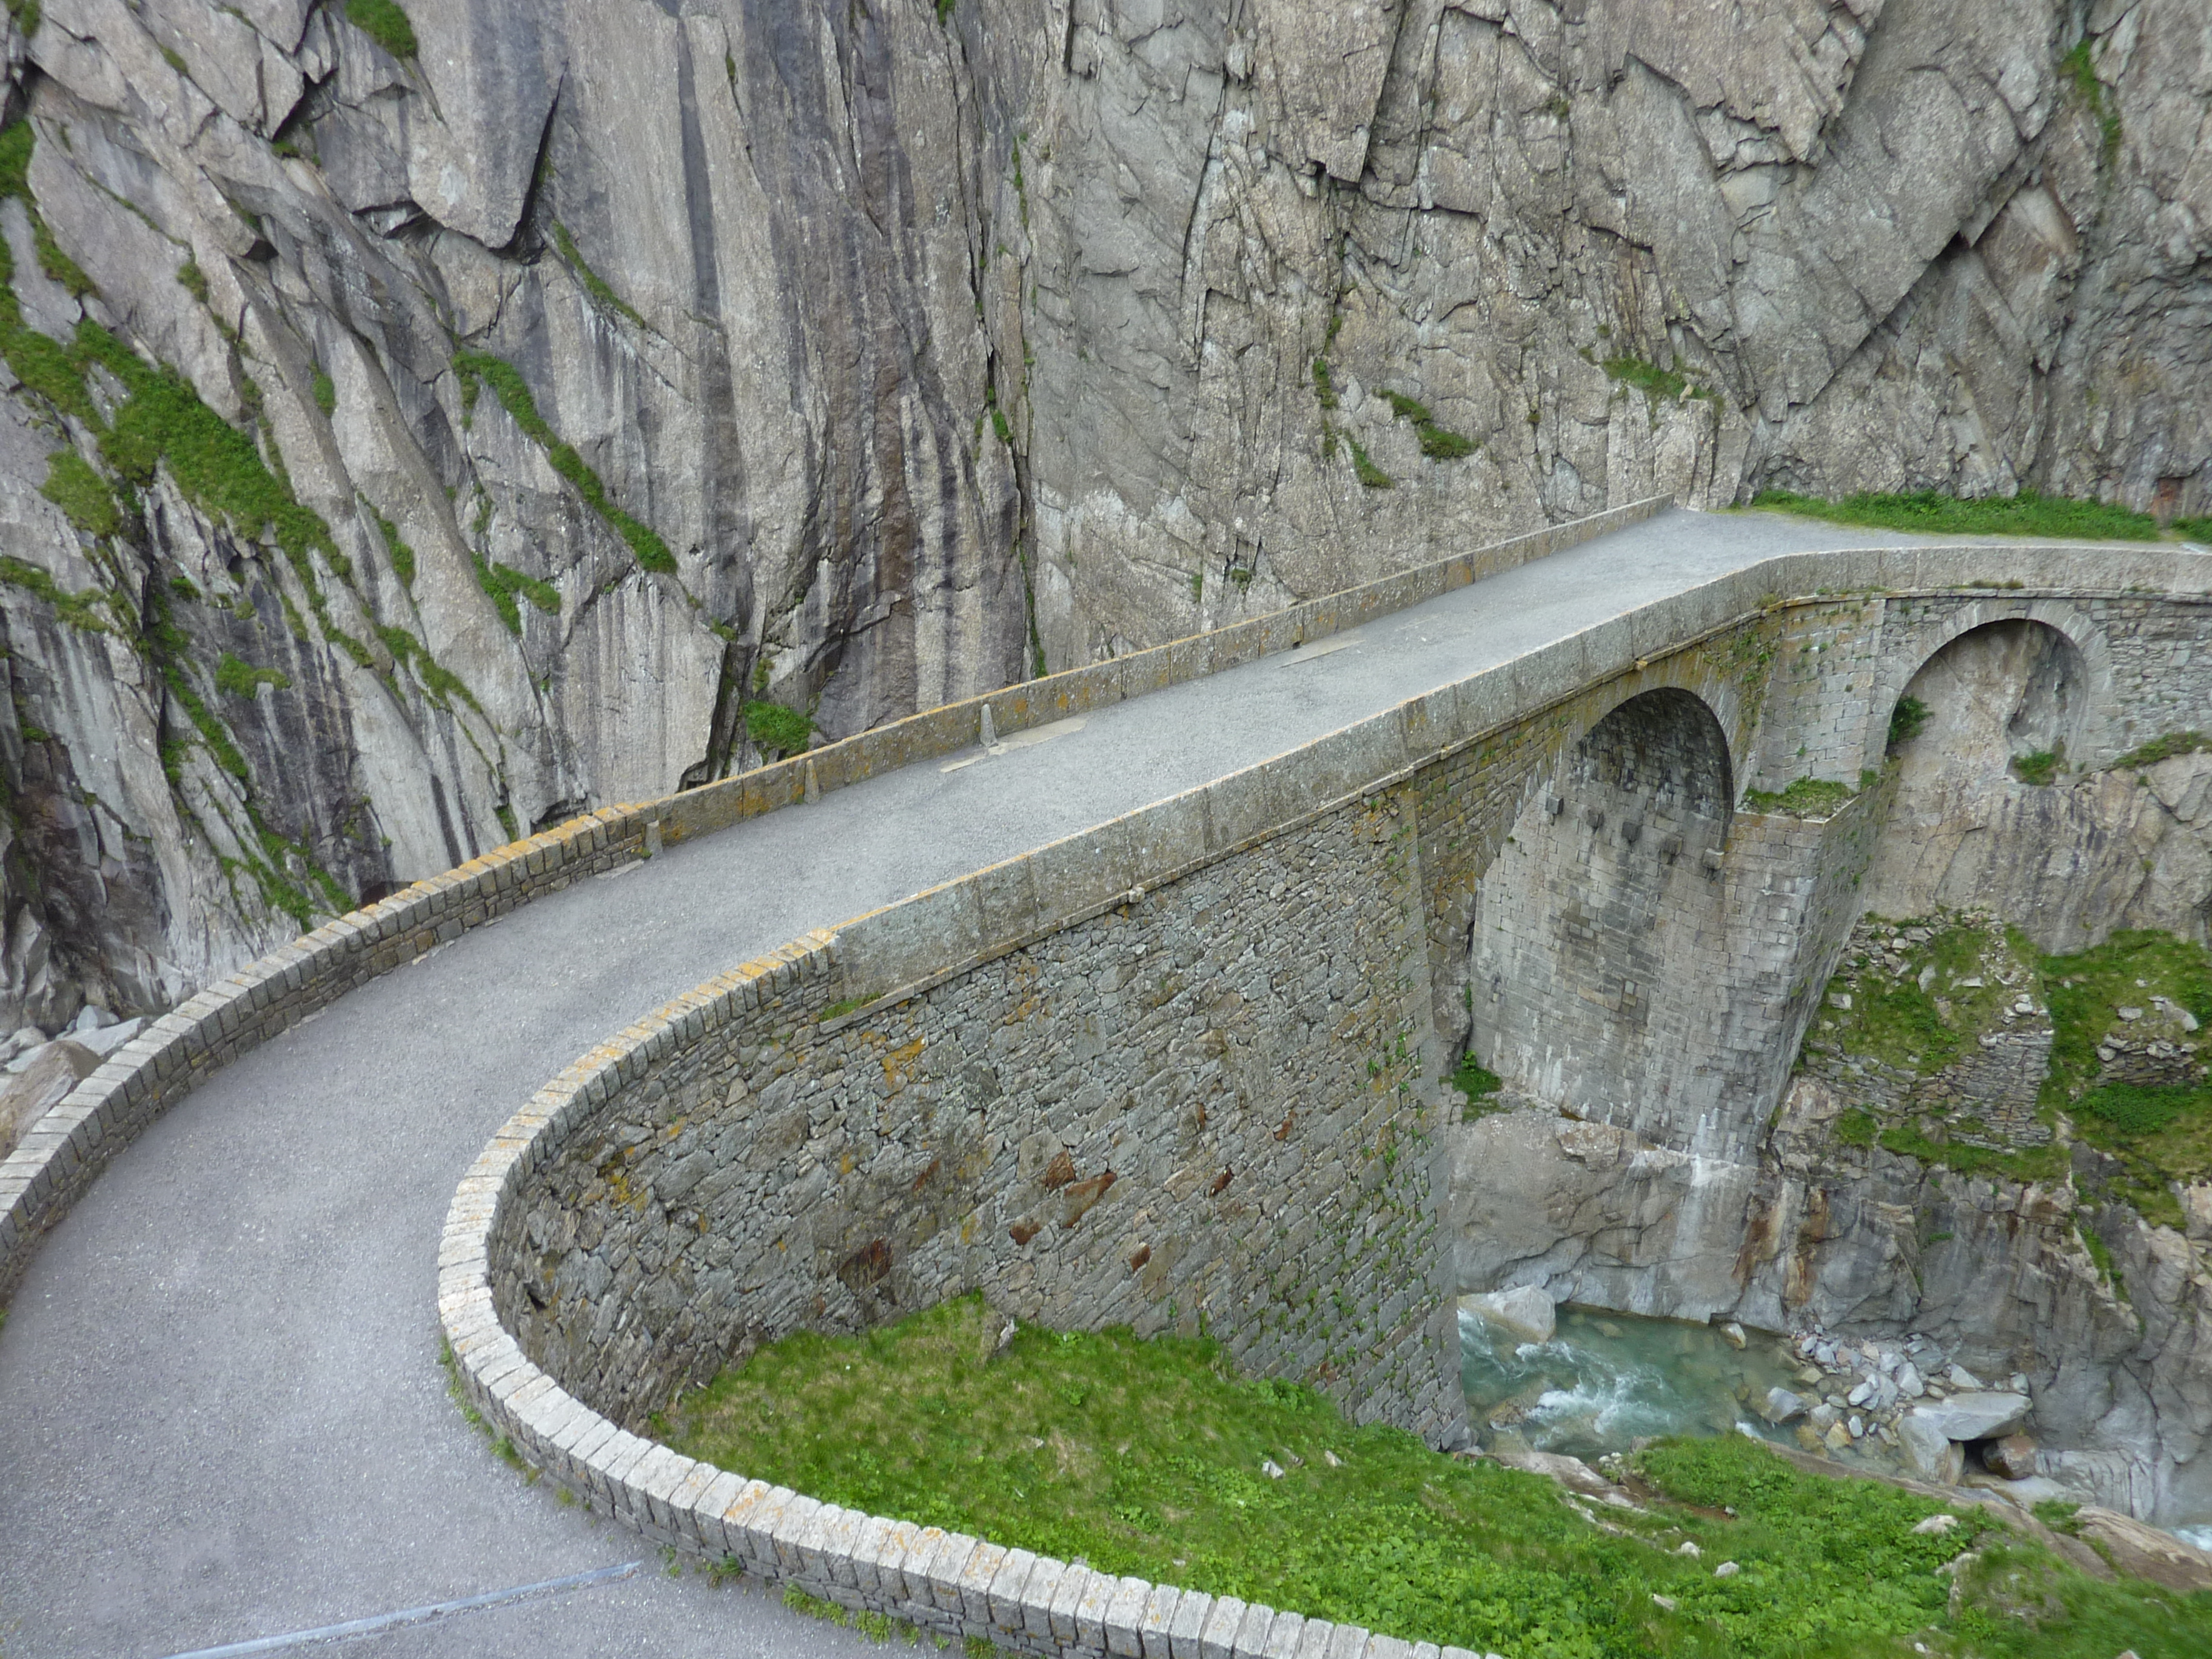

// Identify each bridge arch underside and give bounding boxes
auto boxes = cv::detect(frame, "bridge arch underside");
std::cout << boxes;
[1864,617,2185,952]
[1469,688,1744,1149]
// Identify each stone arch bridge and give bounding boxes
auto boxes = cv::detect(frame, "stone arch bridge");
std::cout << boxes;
[2,504,2207,1656]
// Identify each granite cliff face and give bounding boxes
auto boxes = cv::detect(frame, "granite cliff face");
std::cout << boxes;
[0,0,2204,1024]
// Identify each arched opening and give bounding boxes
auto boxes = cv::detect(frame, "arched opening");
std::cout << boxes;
[1464,688,1735,1141]
[1863,620,2110,945]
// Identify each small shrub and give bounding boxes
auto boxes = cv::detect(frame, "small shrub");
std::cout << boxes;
[1603,355,1712,403]
[2013,745,2063,786]
[745,699,813,758]
[312,368,336,415]
[1310,357,1338,411]
[344,0,417,58]
[1833,1107,1877,1148]
[1887,694,1931,748]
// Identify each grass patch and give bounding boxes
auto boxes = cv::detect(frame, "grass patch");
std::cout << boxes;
[1813,916,2028,1078]
[474,556,560,634]
[368,504,415,588]
[2175,515,2212,544]
[452,351,677,574]
[312,368,336,415]
[1741,776,1853,818]
[1449,1053,1503,1114]
[2060,39,2122,166]
[2041,931,2212,1222]
[2113,730,2208,769]
[0,554,114,633]
[663,1293,2199,1658]
[1311,357,1338,411]
[551,222,645,327]
[1379,390,1476,461]
[745,699,813,759]
[39,449,119,538]
[1346,434,1392,491]
[344,0,417,58]
[213,651,289,699]
[1602,356,1714,404]
[1750,488,2162,541]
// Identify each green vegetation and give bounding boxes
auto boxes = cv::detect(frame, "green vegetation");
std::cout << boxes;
[2059,39,2122,166]
[452,351,677,574]
[6,1,41,41]
[1834,1107,1877,1148]
[1346,434,1392,491]
[213,652,289,699]
[368,504,415,588]
[1741,776,1853,818]
[1602,356,1714,405]
[1816,916,2028,1079]
[1379,391,1477,461]
[39,450,119,538]
[0,554,113,632]
[2113,729,2208,769]
[2011,744,2064,786]
[312,367,336,415]
[1311,357,1338,411]
[344,0,417,58]
[663,1293,2204,1659]
[1449,1052,1503,1113]
[744,699,813,759]
[474,556,560,634]
[1750,488,2162,541]
[551,223,645,328]
[2175,515,2212,544]
[1886,694,1931,749]
[2041,931,2212,1225]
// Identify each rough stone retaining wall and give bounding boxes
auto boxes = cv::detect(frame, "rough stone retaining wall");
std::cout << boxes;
[493,791,1456,1438]
[0,498,1664,1305]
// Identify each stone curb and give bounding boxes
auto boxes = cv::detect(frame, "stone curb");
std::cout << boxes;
[438,534,2211,1659]
[0,498,1663,1304]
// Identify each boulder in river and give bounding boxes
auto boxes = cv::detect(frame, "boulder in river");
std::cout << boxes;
[1760,1387,1809,1425]
[1906,1391,2031,1442]
[1985,1432,2040,1480]
[1464,1285,1556,1345]
[1899,1413,1967,1484]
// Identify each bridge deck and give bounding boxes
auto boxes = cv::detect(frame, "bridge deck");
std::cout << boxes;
[1,508,1969,1657]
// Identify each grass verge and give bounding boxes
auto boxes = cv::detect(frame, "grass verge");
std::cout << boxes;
[1749,489,2162,541]
[662,1294,2202,1658]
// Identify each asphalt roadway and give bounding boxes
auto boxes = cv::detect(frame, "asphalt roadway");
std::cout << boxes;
[0,509,1957,1658]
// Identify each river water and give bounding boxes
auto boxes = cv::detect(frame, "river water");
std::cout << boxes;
[1460,1302,1807,1460]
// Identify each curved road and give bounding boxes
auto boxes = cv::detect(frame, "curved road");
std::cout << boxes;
[1,509,1957,1658]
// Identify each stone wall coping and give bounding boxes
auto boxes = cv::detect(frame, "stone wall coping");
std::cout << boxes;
[436,534,2209,1658]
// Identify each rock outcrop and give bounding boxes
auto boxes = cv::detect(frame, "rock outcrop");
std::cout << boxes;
[0,0,2205,1027]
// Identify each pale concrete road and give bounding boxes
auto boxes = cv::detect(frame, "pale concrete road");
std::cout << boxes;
[0,510,1956,1658]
